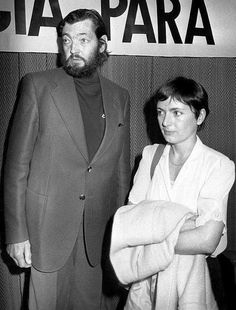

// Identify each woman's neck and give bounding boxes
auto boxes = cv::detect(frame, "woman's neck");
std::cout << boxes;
[169,136,197,165]
[168,137,197,182]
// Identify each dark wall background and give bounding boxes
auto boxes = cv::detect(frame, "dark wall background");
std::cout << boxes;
[0,52,235,309]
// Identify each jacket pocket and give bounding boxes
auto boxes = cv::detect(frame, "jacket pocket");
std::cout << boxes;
[25,187,48,236]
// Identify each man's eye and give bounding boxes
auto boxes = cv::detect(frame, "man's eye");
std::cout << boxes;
[80,38,89,44]
[62,37,71,44]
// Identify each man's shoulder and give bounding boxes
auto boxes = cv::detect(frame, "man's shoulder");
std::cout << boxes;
[25,67,64,80]
[21,68,72,90]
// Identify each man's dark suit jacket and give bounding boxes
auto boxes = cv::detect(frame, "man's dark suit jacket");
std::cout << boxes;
[4,68,131,272]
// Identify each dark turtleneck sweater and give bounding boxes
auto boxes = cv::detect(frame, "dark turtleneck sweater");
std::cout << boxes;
[74,72,105,161]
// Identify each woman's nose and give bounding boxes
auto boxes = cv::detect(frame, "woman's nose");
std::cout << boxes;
[162,113,171,127]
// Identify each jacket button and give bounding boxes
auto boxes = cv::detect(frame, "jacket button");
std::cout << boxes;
[79,194,85,200]
[87,166,92,172]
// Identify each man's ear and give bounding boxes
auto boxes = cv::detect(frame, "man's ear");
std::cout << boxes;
[99,35,108,53]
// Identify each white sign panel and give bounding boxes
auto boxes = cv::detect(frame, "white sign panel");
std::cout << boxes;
[0,0,235,57]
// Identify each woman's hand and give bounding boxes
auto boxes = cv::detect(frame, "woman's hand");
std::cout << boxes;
[180,215,197,232]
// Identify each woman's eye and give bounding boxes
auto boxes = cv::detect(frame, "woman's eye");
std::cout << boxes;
[174,111,182,116]
[157,110,164,116]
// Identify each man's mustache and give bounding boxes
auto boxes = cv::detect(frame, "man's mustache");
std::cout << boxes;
[69,53,85,62]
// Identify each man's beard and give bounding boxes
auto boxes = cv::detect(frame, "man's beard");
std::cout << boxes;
[62,47,102,78]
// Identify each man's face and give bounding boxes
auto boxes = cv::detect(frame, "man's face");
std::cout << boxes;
[62,19,103,78]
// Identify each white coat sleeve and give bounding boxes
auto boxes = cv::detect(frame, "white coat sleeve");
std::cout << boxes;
[196,156,235,256]
[128,145,157,204]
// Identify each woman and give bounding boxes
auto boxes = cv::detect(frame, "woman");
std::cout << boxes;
[110,76,235,309]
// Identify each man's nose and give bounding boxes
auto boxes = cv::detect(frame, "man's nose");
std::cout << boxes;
[70,40,80,54]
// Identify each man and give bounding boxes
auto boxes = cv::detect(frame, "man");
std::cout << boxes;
[4,9,130,310]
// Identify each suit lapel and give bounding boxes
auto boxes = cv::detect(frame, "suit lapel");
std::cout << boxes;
[50,69,89,161]
[91,74,119,163]
[49,70,120,164]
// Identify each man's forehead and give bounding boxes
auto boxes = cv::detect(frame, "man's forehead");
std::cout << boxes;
[62,19,95,35]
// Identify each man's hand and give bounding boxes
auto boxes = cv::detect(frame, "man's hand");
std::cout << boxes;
[6,240,32,268]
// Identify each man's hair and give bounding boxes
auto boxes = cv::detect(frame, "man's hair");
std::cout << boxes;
[57,9,109,64]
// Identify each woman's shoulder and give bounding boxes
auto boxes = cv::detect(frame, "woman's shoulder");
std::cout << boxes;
[202,143,232,160]
[140,144,167,167]
[143,143,166,151]
[201,143,235,171]
[142,143,162,157]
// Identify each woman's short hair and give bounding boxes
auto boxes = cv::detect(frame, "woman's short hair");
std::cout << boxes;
[155,76,210,130]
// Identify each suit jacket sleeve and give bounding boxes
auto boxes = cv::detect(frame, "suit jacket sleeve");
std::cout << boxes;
[4,74,39,244]
[116,91,131,208]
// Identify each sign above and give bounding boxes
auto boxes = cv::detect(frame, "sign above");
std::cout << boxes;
[0,0,235,57]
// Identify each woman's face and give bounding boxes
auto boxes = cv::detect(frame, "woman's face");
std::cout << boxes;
[157,97,205,146]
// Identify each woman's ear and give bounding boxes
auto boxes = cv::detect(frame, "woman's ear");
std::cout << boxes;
[197,108,206,126]
[99,35,108,53]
